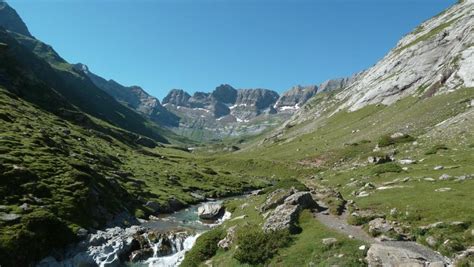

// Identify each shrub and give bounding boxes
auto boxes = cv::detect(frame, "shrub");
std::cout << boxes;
[262,178,308,194]
[371,162,403,175]
[181,228,225,267]
[378,133,415,147]
[233,226,292,265]
[425,144,448,155]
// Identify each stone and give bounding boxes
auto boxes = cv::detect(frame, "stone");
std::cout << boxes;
[435,187,452,192]
[76,228,89,239]
[135,136,157,148]
[259,188,294,212]
[0,212,21,223]
[197,203,224,220]
[434,166,444,170]
[217,226,236,250]
[359,245,366,251]
[366,243,446,267]
[390,132,405,139]
[438,174,451,180]
[283,191,317,209]
[426,236,438,247]
[368,218,393,235]
[144,201,162,212]
[322,237,338,246]
[263,203,300,233]
[368,155,392,164]
[424,177,436,182]
[129,248,154,262]
[398,159,416,165]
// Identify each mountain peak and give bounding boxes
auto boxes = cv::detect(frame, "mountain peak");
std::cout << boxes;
[0,1,33,37]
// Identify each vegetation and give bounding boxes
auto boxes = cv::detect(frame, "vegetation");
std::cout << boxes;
[180,228,225,267]
[233,226,292,265]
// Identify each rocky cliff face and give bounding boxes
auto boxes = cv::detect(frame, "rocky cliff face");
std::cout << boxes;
[74,63,180,127]
[275,85,318,110]
[336,0,474,111]
[162,89,191,107]
[0,2,32,37]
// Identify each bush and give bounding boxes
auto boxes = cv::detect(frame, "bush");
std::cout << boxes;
[377,133,415,147]
[371,162,403,175]
[425,144,448,155]
[262,178,308,194]
[233,226,292,265]
[181,228,225,267]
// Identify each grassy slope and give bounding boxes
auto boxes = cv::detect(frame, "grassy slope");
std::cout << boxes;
[0,86,267,266]
[198,88,474,265]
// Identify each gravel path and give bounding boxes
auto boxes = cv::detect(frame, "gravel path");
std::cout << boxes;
[313,202,451,265]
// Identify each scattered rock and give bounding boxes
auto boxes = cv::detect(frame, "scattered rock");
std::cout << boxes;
[424,177,436,182]
[399,159,417,165]
[426,236,438,247]
[359,245,366,251]
[368,155,393,164]
[435,187,452,192]
[259,188,294,212]
[368,218,393,236]
[217,226,236,250]
[434,166,444,170]
[0,212,21,223]
[197,203,224,220]
[390,132,405,139]
[438,174,451,180]
[322,237,338,246]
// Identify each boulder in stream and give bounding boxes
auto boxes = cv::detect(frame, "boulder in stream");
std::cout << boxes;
[197,203,224,220]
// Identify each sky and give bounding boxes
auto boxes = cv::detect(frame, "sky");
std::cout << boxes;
[8,0,455,100]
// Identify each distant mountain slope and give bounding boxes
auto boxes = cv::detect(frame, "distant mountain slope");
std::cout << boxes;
[73,63,180,127]
[0,2,31,37]
[0,2,173,143]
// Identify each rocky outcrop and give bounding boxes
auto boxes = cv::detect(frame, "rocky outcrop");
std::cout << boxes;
[162,89,191,107]
[262,191,318,233]
[211,84,237,104]
[336,0,474,111]
[217,226,236,250]
[197,203,224,220]
[366,243,448,267]
[189,92,211,108]
[275,85,318,110]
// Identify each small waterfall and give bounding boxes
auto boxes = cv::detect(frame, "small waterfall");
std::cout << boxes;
[145,233,201,267]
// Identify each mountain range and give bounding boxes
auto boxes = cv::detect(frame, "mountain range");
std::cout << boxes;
[0,1,473,266]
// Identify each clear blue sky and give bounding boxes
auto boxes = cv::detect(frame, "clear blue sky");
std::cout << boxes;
[8,0,455,100]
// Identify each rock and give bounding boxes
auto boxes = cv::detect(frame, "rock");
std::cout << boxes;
[357,191,370,197]
[435,187,452,192]
[217,226,236,250]
[368,218,393,236]
[322,237,338,246]
[129,248,154,262]
[197,203,224,220]
[259,188,294,212]
[424,177,436,182]
[359,245,366,251]
[399,159,417,165]
[390,132,405,139]
[434,166,444,170]
[438,174,451,180]
[19,203,30,211]
[76,228,89,239]
[162,89,191,107]
[274,85,318,110]
[0,212,21,223]
[190,192,205,200]
[144,201,162,212]
[36,256,61,267]
[262,191,317,233]
[366,243,446,267]
[262,203,300,233]
[426,236,438,247]
[368,155,392,164]
[283,191,317,209]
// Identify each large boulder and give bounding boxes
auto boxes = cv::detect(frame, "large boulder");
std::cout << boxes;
[366,243,447,267]
[197,203,224,220]
[262,191,318,233]
[259,188,295,212]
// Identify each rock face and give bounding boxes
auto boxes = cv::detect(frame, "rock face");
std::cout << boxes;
[162,89,191,107]
[275,85,318,110]
[73,63,180,127]
[197,203,224,220]
[262,191,318,233]
[0,2,32,37]
[335,0,474,111]
[211,84,238,104]
[217,226,236,250]
[366,243,447,267]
